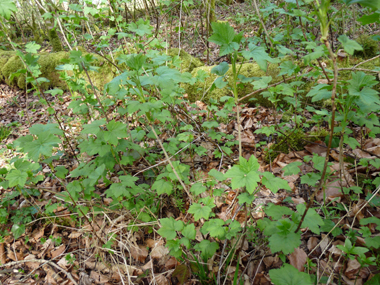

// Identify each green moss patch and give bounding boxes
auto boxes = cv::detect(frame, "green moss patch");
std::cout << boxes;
[184,62,281,106]
[0,51,116,91]
[167,48,204,73]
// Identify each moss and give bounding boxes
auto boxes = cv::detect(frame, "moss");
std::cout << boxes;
[0,50,116,91]
[0,51,17,82]
[265,129,306,162]
[167,48,204,73]
[48,29,63,52]
[37,52,70,89]
[308,127,329,142]
[1,55,24,87]
[354,35,379,59]
[184,62,281,106]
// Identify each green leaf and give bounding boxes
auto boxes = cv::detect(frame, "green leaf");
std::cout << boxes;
[158,217,184,240]
[265,203,293,220]
[269,264,313,285]
[296,204,324,234]
[279,61,300,76]
[269,229,301,254]
[11,224,25,240]
[366,274,380,285]
[22,133,61,161]
[152,179,173,195]
[128,19,152,36]
[66,180,82,201]
[358,12,380,25]
[351,246,369,257]
[344,135,360,150]
[81,119,107,135]
[190,182,206,196]
[364,236,380,249]
[225,156,260,194]
[306,84,332,102]
[208,22,236,46]
[182,224,196,240]
[188,203,212,221]
[338,35,363,55]
[126,54,147,71]
[104,120,128,146]
[6,169,28,187]
[225,220,242,240]
[312,155,325,172]
[300,172,320,186]
[172,264,191,284]
[214,77,228,89]
[211,62,229,76]
[343,0,380,10]
[242,44,278,72]
[360,217,380,231]
[193,240,219,261]
[25,42,41,54]
[198,196,216,208]
[201,219,225,238]
[303,45,326,65]
[87,164,106,186]
[0,0,16,20]
[237,192,256,204]
[209,169,225,181]
[262,172,291,193]
[55,166,68,179]
[283,161,302,176]
[202,121,219,129]
[252,76,272,90]
[320,219,342,237]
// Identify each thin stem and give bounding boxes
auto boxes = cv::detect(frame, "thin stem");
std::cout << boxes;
[296,40,338,233]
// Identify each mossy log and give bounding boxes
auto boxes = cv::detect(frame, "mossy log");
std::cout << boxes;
[184,62,282,106]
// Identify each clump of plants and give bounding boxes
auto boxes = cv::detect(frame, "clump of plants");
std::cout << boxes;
[354,34,379,58]
[0,125,11,142]
[265,130,306,162]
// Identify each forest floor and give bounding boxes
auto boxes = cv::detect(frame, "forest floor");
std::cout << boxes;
[1,1,380,285]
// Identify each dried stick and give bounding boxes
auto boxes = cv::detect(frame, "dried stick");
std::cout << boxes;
[0,259,78,285]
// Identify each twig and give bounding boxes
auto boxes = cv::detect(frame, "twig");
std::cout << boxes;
[217,203,244,285]
[295,39,338,233]
[150,125,192,203]
[353,54,380,69]
[338,67,379,73]
[252,0,274,50]
[0,259,78,285]
[238,75,296,102]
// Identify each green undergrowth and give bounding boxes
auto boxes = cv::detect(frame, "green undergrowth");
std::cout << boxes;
[1,1,380,284]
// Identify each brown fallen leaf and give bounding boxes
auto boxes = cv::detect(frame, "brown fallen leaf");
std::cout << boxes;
[141,260,153,271]
[307,237,319,252]
[79,272,94,285]
[90,270,110,284]
[0,243,6,264]
[51,244,66,259]
[24,254,40,270]
[317,180,344,202]
[304,141,327,156]
[165,257,178,269]
[288,247,307,272]
[146,239,164,248]
[68,231,82,239]
[345,258,361,280]
[130,245,148,263]
[155,274,170,285]
[57,255,71,270]
[151,245,169,260]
